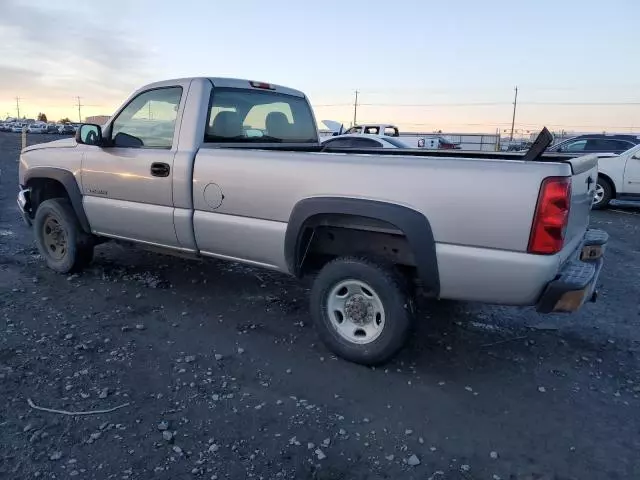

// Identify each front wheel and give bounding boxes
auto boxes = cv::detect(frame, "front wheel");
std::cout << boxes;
[592,177,613,210]
[33,198,94,273]
[310,256,414,365]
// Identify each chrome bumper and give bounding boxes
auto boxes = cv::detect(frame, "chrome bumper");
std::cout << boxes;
[17,188,32,226]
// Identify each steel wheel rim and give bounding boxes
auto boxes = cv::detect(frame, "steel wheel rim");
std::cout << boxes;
[42,215,67,260]
[326,279,385,345]
[593,184,604,205]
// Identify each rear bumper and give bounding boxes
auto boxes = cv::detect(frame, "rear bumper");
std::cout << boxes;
[17,187,32,226]
[536,229,608,313]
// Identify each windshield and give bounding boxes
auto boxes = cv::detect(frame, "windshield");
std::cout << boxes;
[204,88,317,144]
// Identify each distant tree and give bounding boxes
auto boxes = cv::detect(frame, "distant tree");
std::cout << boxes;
[59,117,71,124]
[37,112,48,122]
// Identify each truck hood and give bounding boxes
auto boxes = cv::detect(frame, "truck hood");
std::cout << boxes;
[23,137,77,153]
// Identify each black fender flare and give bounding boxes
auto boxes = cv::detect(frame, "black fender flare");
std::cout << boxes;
[284,197,440,296]
[24,167,91,233]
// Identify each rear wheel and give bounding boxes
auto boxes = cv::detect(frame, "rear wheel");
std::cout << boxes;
[33,198,94,273]
[310,256,414,365]
[592,177,613,210]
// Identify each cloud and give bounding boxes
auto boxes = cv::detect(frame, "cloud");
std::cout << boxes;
[0,0,150,105]
[0,66,45,92]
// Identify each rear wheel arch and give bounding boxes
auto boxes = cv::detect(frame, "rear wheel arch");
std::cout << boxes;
[284,197,440,296]
[24,167,91,233]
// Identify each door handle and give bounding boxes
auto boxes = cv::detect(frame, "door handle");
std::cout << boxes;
[150,162,170,177]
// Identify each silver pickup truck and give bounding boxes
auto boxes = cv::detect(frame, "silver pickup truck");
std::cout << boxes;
[17,77,608,365]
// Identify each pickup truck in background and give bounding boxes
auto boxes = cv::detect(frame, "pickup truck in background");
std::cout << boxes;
[17,77,608,365]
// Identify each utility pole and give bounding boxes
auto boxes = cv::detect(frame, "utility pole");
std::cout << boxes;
[15,97,21,119]
[353,90,359,126]
[76,96,83,123]
[509,86,518,141]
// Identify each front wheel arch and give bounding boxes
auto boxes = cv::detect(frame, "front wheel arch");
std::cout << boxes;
[24,168,91,233]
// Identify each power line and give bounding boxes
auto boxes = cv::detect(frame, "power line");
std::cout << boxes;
[519,101,640,106]
[359,120,640,129]
[357,102,510,107]
[351,101,640,107]
[313,103,352,107]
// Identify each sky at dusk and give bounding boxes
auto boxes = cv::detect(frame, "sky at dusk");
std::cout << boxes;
[1,0,639,134]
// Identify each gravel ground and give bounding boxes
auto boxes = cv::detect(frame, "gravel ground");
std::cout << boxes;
[1,133,639,480]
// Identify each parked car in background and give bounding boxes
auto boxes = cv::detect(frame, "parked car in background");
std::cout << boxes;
[501,140,532,151]
[57,124,75,135]
[27,123,48,134]
[11,123,26,133]
[46,123,59,134]
[548,134,640,155]
[321,133,409,149]
[591,144,640,209]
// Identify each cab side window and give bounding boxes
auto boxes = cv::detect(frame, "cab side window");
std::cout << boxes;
[111,87,183,148]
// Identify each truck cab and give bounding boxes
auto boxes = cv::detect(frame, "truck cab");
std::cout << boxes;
[344,123,400,137]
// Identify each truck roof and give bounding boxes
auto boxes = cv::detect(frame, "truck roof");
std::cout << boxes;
[138,77,306,98]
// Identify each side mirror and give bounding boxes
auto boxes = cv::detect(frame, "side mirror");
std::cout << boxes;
[76,124,103,146]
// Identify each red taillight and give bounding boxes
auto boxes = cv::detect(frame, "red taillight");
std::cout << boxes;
[249,81,275,90]
[528,176,571,255]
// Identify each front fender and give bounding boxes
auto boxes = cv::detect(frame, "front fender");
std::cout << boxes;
[23,167,91,233]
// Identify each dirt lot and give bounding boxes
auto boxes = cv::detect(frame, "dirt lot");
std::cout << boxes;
[1,133,639,480]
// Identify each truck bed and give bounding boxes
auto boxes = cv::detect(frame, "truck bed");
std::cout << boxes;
[203,143,570,159]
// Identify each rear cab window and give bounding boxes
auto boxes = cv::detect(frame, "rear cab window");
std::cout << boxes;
[384,126,399,137]
[204,85,317,145]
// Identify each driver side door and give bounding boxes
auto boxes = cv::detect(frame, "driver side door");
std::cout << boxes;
[81,85,186,248]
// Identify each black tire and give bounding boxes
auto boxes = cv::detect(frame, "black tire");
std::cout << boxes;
[33,198,94,273]
[310,256,414,365]
[592,177,613,210]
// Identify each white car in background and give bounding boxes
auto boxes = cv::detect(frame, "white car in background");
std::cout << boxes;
[11,123,26,133]
[27,123,48,134]
[321,133,409,149]
[593,144,640,209]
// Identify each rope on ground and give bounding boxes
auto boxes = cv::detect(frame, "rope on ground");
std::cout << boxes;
[27,398,130,416]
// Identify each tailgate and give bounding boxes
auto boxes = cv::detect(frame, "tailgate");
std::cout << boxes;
[564,153,599,251]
